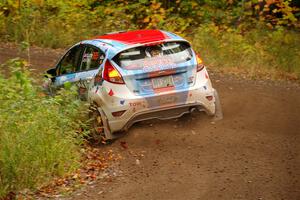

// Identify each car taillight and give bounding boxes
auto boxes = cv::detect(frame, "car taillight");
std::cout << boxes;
[196,54,205,72]
[103,60,124,84]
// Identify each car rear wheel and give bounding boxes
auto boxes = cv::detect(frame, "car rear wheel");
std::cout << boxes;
[89,104,111,144]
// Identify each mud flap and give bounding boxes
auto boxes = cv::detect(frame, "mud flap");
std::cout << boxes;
[213,89,223,121]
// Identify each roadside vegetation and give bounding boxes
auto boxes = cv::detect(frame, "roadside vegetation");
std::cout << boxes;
[0,59,86,198]
[0,0,299,79]
[192,24,300,80]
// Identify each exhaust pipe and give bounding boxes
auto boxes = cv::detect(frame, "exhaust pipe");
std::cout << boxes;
[189,107,196,113]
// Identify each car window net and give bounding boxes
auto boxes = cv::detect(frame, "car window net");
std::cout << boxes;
[80,46,105,71]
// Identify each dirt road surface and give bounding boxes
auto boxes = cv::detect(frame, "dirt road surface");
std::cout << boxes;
[1,43,299,200]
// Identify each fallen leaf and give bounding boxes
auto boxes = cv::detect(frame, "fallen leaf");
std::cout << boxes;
[120,141,128,149]
[135,159,140,165]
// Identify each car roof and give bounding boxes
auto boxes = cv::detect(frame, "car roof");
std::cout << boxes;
[95,30,169,44]
[80,30,187,59]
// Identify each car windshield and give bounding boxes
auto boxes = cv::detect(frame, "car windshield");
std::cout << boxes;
[113,41,192,70]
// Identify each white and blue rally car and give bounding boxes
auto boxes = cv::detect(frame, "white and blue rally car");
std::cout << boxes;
[45,30,222,141]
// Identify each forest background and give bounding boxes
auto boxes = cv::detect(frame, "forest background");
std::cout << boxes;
[1,0,300,79]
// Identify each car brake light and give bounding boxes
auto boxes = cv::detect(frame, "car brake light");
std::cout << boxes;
[103,60,124,84]
[196,54,205,72]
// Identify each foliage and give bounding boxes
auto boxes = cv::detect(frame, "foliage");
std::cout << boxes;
[0,1,299,76]
[192,23,300,79]
[0,0,299,46]
[0,59,85,198]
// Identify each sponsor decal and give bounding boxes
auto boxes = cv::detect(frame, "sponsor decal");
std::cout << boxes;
[108,89,114,96]
[142,57,177,72]
[129,101,147,110]
[123,57,177,72]
[129,101,143,107]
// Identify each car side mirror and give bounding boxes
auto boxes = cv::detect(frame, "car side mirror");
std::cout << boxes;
[44,68,56,81]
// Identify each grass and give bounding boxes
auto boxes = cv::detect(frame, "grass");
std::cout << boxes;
[0,59,86,198]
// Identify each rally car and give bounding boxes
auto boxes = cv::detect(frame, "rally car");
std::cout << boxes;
[44,30,222,141]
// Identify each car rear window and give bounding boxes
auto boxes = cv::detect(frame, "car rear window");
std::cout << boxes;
[113,41,192,70]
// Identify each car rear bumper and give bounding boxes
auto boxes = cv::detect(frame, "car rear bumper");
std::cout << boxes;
[108,98,215,134]
[90,81,216,134]
[120,102,212,132]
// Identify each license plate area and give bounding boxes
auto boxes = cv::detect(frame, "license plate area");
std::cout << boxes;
[152,75,174,89]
